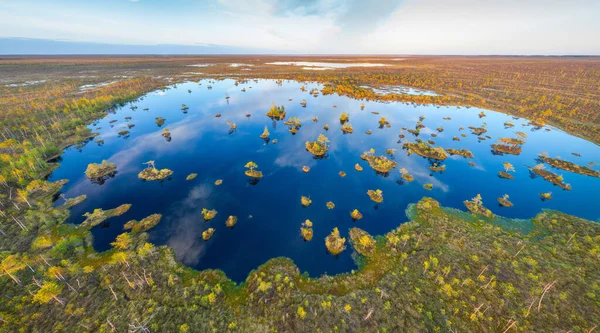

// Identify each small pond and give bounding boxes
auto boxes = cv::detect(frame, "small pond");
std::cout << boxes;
[50,79,600,282]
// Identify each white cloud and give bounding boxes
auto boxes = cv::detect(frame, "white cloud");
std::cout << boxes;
[1,0,598,54]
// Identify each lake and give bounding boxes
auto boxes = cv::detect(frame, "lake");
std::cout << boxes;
[49,79,600,282]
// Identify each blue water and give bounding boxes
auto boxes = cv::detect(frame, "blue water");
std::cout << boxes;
[49,79,600,282]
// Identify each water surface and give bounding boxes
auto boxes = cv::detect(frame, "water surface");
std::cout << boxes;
[50,79,600,282]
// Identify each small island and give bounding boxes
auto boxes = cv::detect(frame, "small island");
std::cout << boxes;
[138,160,173,181]
[85,160,117,179]
[325,227,346,255]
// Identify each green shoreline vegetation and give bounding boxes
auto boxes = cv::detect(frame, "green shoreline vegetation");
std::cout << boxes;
[1,58,600,331]
[2,189,599,332]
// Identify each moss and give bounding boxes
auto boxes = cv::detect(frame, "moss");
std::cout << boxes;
[202,228,215,240]
[339,112,349,123]
[300,196,312,207]
[124,213,162,233]
[363,149,398,173]
[350,209,363,220]
[428,164,446,173]
[498,195,514,207]
[201,208,218,221]
[138,167,173,181]
[367,189,383,203]
[445,148,474,159]
[62,195,87,208]
[266,103,286,119]
[245,170,263,178]
[300,219,313,241]
[349,228,376,256]
[85,160,116,179]
[259,126,270,139]
[464,194,494,218]
[491,143,523,155]
[305,134,330,156]
[530,165,572,190]
[226,215,238,228]
[341,122,354,133]
[79,204,131,228]
[325,228,346,255]
[539,154,600,178]
[403,142,448,160]
[402,173,414,182]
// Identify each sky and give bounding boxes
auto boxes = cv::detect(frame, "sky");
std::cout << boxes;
[0,0,599,55]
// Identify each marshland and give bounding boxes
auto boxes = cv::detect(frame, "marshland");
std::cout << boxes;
[39,78,600,282]
[2,56,600,333]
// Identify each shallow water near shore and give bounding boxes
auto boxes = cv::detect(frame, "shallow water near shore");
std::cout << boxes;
[49,79,600,282]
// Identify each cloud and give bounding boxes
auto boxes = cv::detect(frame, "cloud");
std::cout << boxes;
[333,0,402,34]
[165,183,213,265]
[271,0,328,16]
[1,0,598,54]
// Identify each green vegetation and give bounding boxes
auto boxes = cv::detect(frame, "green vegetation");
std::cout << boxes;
[305,134,330,156]
[341,122,353,133]
[226,215,238,228]
[362,149,398,173]
[348,228,376,256]
[538,154,600,177]
[244,161,263,178]
[530,164,572,190]
[123,213,162,233]
[325,227,346,255]
[499,162,516,179]
[202,228,215,240]
[464,194,494,219]
[138,160,173,181]
[62,194,87,208]
[201,208,218,221]
[84,160,116,179]
[446,148,474,159]
[367,189,383,203]
[300,220,313,241]
[259,126,270,139]
[403,142,448,160]
[266,103,286,120]
[339,112,349,123]
[1,56,600,332]
[498,194,514,207]
[350,209,363,220]
[300,196,312,207]
[399,168,414,182]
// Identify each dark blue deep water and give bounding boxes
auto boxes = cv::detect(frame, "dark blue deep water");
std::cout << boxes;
[49,79,600,282]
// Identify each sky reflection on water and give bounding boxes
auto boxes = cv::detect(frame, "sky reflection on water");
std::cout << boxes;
[50,79,600,282]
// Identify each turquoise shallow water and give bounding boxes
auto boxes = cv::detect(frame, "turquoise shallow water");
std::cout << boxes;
[50,79,600,282]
